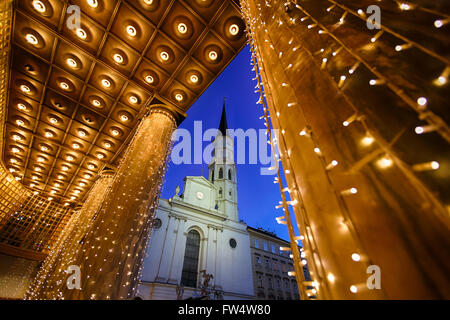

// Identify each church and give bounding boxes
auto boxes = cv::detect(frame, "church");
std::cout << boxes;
[137,105,255,300]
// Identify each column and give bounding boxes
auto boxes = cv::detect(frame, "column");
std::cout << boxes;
[168,218,186,284]
[156,215,177,283]
[27,168,115,299]
[35,107,177,300]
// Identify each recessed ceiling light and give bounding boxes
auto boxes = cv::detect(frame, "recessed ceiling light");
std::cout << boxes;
[10,158,18,164]
[17,103,27,111]
[40,145,49,152]
[74,189,81,194]
[101,79,111,88]
[72,143,80,149]
[120,115,129,122]
[175,93,184,101]
[54,183,61,188]
[88,164,95,170]
[92,99,101,107]
[25,34,38,45]
[209,50,218,60]
[20,85,31,93]
[97,153,105,159]
[62,165,69,171]
[16,119,25,126]
[49,117,58,125]
[32,0,46,13]
[145,75,154,84]
[113,53,124,64]
[59,81,70,90]
[190,75,199,83]
[58,174,65,179]
[143,0,154,5]
[177,23,187,34]
[35,166,42,172]
[87,0,98,8]
[66,155,75,161]
[12,134,22,141]
[11,147,20,153]
[78,130,87,137]
[79,182,86,187]
[111,129,120,136]
[76,28,87,40]
[45,131,54,138]
[126,25,137,37]
[66,58,78,68]
[129,95,138,104]
[104,142,112,149]
[84,174,91,179]
[160,51,169,61]
[37,156,45,162]
[229,24,239,35]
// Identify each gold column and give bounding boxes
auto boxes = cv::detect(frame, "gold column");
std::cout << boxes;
[241,0,450,299]
[26,169,115,299]
[34,107,176,300]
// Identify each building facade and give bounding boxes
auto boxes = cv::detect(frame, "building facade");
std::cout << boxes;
[247,226,300,300]
[137,105,254,300]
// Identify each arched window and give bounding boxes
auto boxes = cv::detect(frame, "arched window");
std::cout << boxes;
[218,168,223,179]
[211,169,215,182]
[219,188,223,197]
[181,230,201,288]
[228,169,232,180]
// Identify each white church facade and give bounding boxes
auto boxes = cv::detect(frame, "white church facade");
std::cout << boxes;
[137,105,255,300]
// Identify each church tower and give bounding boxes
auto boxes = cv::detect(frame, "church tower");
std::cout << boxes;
[208,102,238,221]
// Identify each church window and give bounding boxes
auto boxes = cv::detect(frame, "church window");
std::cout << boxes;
[181,230,201,288]
[229,238,237,248]
[228,169,232,180]
[211,169,215,182]
[229,189,232,196]
[219,188,222,197]
[219,168,223,179]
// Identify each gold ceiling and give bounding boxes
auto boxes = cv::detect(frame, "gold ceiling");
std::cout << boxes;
[4,0,245,205]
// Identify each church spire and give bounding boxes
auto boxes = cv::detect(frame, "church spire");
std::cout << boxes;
[218,98,228,136]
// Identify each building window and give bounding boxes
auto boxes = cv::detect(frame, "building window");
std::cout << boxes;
[281,261,287,272]
[219,188,222,197]
[284,279,290,291]
[265,257,271,269]
[257,273,263,287]
[267,276,273,289]
[219,168,223,179]
[271,244,276,253]
[255,255,261,264]
[228,169,232,180]
[212,169,214,182]
[180,230,201,288]
[273,260,278,271]
[254,239,259,248]
[263,242,268,251]
[276,278,281,290]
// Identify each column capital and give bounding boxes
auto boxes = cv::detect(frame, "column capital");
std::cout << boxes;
[145,96,186,126]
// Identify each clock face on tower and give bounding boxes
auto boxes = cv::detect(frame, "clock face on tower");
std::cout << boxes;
[196,191,204,200]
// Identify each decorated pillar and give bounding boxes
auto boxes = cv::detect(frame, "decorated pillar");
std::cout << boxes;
[241,0,450,299]
[26,168,115,299]
[31,106,177,300]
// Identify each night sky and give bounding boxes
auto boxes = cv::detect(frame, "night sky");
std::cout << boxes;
[160,44,291,242]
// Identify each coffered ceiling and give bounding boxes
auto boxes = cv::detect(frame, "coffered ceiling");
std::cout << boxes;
[4,0,246,206]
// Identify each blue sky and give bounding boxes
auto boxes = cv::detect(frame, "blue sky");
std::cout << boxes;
[160,44,290,241]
